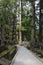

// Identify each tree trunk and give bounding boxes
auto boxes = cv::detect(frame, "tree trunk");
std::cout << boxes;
[39,0,42,43]
[18,0,22,44]
[31,1,35,43]
[39,0,43,47]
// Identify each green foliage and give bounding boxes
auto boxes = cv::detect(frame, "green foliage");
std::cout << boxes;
[0,0,35,42]
[0,0,17,44]
[21,0,32,40]
[22,17,32,30]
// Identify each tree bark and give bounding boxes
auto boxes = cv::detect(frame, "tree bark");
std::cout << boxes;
[18,0,22,44]
[31,1,35,43]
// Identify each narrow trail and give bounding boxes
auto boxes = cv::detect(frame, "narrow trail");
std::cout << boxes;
[10,46,43,65]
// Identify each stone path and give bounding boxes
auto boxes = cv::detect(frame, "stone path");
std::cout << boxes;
[10,46,43,65]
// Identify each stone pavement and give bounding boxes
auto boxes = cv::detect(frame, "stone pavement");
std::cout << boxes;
[10,46,43,65]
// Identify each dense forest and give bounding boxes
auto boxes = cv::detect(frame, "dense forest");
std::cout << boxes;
[0,0,43,65]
